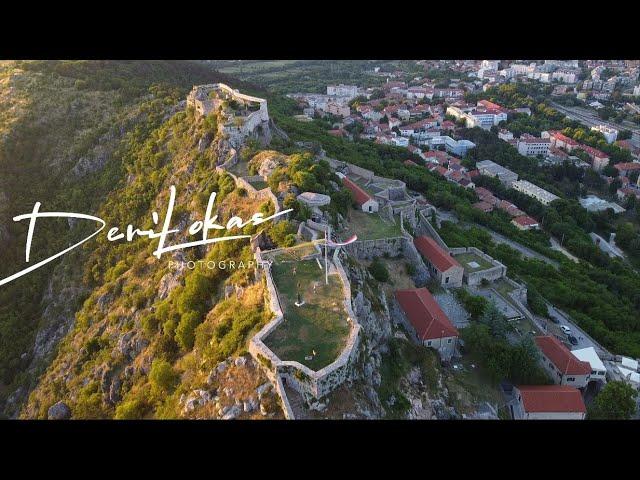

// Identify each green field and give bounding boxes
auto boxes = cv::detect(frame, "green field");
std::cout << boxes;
[264,259,351,371]
[492,278,516,300]
[248,179,268,191]
[454,252,494,273]
[341,209,403,241]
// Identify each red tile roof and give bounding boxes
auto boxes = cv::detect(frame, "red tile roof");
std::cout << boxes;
[342,177,373,206]
[475,187,494,200]
[395,288,459,340]
[581,145,608,159]
[614,162,640,172]
[414,236,461,272]
[513,215,538,227]
[534,336,591,376]
[473,201,494,212]
[516,385,586,413]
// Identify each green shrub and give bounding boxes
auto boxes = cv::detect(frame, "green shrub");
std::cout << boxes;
[368,257,390,283]
[149,359,179,396]
[175,310,202,350]
[115,398,146,420]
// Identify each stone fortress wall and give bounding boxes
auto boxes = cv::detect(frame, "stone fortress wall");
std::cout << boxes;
[449,246,507,286]
[248,246,361,411]
[187,83,269,148]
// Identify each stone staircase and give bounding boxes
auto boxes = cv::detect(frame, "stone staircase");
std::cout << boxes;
[283,384,311,420]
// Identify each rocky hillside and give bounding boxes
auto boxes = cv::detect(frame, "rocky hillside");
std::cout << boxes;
[0,61,285,418]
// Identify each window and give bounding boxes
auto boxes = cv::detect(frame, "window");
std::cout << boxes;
[427,341,432,346]
[447,339,452,343]
[566,377,575,382]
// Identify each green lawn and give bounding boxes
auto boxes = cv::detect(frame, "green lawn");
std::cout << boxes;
[493,278,516,300]
[454,252,494,273]
[264,259,351,371]
[248,179,268,191]
[341,208,403,241]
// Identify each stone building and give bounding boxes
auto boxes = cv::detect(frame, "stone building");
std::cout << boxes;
[534,336,591,389]
[413,235,464,288]
[394,288,459,361]
[512,385,586,420]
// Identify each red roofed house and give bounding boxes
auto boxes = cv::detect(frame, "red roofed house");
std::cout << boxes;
[473,201,494,213]
[413,236,464,287]
[341,176,379,213]
[547,131,580,152]
[512,385,586,420]
[534,336,591,388]
[394,288,459,360]
[614,162,640,177]
[512,215,539,230]
[580,145,610,171]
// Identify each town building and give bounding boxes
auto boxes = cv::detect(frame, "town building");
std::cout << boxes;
[511,180,560,205]
[476,160,519,186]
[326,84,359,99]
[571,347,607,385]
[512,385,586,420]
[591,124,618,144]
[498,129,514,141]
[517,136,551,157]
[534,336,592,389]
[325,102,351,117]
[394,288,459,360]
[614,162,640,177]
[413,236,464,288]
[512,215,540,230]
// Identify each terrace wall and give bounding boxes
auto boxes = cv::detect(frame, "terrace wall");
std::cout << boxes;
[342,236,408,260]
[215,167,282,219]
[449,246,507,286]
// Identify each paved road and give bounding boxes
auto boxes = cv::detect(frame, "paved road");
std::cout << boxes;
[551,102,640,149]
[550,236,579,263]
[546,304,611,357]
[463,223,560,268]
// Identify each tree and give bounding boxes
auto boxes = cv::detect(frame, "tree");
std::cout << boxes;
[479,302,509,338]
[149,359,179,396]
[368,257,390,282]
[175,310,201,350]
[618,129,632,141]
[588,381,638,420]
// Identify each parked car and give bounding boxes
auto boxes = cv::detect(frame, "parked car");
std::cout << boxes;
[549,314,560,324]
[568,335,578,346]
[560,325,572,335]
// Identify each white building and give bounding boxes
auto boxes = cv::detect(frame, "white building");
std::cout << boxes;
[476,160,519,186]
[571,347,607,385]
[517,137,551,157]
[326,84,359,99]
[552,70,578,84]
[512,180,560,205]
[498,129,514,141]
[446,106,506,129]
[591,124,618,144]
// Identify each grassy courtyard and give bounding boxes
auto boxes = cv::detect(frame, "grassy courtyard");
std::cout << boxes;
[341,208,403,241]
[454,252,494,273]
[264,258,351,371]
